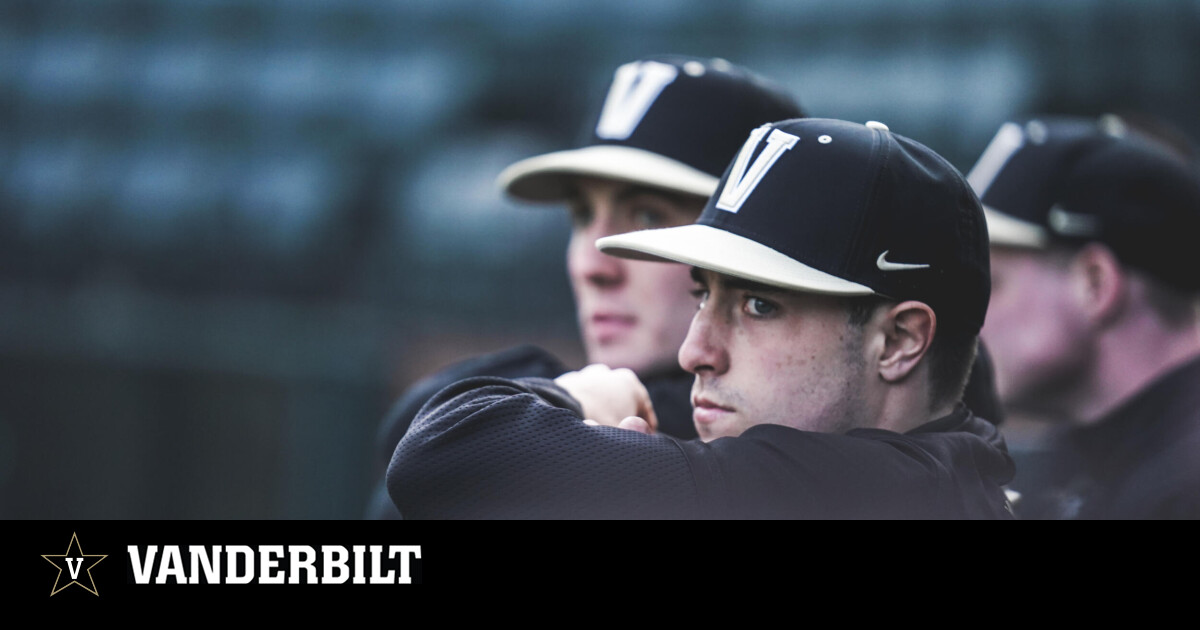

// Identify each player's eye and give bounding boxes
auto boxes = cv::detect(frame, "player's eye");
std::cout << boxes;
[743,296,778,317]
[690,286,709,310]
[568,204,593,228]
[631,207,666,229]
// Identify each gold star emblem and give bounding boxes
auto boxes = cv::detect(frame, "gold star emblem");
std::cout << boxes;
[42,532,107,596]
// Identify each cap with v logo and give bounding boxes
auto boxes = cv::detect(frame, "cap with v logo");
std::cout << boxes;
[598,118,991,334]
[497,55,804,202]
[967,115,1200,292]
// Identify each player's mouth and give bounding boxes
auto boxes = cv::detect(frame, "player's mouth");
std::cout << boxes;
[588,312,637,342]
[692,395,736,426]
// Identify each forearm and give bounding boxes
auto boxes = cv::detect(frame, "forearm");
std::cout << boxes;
[387,376,700,519]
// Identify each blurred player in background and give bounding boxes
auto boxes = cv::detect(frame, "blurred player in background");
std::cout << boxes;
[968,115,1200,519]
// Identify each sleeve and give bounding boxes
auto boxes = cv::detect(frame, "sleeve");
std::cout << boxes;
[679,420,1014,519]
[386,376,703,519]
[364,345,568,519]
[373,345,569,466]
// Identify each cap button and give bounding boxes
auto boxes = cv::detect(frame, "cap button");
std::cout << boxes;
[865,121,889,132]
[683,61,707,77]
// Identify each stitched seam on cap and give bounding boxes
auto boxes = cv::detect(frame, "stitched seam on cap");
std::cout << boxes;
[844,127,889,282]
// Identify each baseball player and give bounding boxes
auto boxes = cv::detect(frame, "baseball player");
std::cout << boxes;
[967,115,1200,519]
[387,118,1014,519]
[365,55,804,518]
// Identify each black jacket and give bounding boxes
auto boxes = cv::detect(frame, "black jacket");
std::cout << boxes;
[1017,356,1200,520]
[364,345,694,519]
[387,376,1015,519]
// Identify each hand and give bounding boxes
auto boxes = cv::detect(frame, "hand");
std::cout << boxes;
[556,364,658,433]
[583,417,655,435]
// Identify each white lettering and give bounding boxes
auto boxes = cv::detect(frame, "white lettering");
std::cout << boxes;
[392,546,421,585]
[368,545,393,584]
[128,545,158,584]
[65,557,83,580]
[716,126,799,213]
[352,545,367,585]
[125,543,419,586]
[595,61,678,140]
[288,545,318,585]
[225,545,254,584]
[321,545,349,584]
[966,121,1024,195]
[189,545,221,584]
[259,545,285,584]
[156,546,186,584]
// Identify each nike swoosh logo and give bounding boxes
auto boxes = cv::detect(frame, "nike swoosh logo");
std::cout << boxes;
[876,251,930,271]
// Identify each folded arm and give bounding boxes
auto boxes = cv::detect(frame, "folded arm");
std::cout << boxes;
[386,376,701,519]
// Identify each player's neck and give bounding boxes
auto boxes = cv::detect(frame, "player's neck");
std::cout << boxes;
[872,376,943,434]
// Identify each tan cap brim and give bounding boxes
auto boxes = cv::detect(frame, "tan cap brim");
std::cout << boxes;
[984,206,1049,249]
[597,224,875,296]
[497,145,719,202]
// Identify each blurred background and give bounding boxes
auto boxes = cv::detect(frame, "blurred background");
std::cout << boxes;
[2,0,1197,518]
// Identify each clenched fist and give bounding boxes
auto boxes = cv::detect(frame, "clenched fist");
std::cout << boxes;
[554,364,658,433]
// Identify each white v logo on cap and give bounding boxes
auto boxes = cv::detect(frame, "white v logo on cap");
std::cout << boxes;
[967,122,1025,196]
[595,61,679,140]
[716,125,799,213]
[876,251,931,271]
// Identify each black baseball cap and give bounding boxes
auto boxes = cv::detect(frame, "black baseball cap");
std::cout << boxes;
[497,55,804,202]
[598,118,991,334]
[967,115,1200,291]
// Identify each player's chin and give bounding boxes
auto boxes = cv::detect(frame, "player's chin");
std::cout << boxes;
[694,415,744,442]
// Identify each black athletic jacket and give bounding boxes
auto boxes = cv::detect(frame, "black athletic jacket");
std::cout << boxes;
[1017,356,1200,520]
[365,345,694,519]
[387,376,1015,519]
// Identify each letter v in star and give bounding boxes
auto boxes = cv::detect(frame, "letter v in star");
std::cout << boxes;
[876,250,930,271]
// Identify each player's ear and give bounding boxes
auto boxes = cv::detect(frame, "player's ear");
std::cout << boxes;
[876,301,936,383]
[1069,242,1128,326]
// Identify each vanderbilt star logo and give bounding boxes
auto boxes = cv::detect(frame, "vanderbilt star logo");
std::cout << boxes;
[42,532,107,596]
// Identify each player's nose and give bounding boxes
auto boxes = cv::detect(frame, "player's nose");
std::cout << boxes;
[568,224,626,289]
[678,303,729,376]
